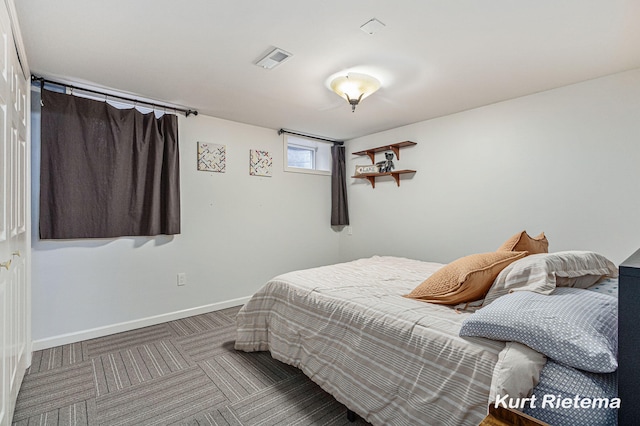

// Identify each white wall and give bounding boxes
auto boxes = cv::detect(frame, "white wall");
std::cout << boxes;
[30,69,640,347]
[30,101,341,346]
[340,69,640,265]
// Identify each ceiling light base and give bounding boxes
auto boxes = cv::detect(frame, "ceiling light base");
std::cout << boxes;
[346,93,364,112]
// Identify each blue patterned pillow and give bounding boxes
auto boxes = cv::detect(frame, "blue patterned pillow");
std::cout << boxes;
[523,360,617,426]
[459,287,617,373]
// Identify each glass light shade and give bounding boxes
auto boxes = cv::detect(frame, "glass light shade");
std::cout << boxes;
[330,73,381,110]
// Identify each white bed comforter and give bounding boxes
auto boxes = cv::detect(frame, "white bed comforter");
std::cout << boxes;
[235,256,524,425]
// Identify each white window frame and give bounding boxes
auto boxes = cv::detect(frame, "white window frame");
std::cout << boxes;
[283,134,332,176]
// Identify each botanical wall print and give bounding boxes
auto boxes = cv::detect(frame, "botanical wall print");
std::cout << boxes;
[249,149,272,177]
[198,142,226,172]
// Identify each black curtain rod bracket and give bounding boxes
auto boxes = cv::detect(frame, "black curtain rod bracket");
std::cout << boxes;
[32,75,198,117]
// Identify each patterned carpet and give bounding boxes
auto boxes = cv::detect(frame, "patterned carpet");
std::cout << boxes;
[12,306,369,425]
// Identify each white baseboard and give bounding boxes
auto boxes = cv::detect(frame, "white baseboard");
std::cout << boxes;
[31,296,251,351]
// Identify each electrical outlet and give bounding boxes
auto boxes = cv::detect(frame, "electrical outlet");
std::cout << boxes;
[177,272,187,286]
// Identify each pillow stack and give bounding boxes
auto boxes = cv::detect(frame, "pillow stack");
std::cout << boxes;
[454,232,620,374]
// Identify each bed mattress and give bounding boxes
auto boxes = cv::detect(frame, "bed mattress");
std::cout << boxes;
[235,256,508,425]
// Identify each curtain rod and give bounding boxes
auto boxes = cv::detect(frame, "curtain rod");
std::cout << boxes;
[31,75,199,117]
[278,128,344,145]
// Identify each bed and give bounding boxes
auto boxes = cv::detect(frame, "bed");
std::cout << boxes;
[235,233,620,426]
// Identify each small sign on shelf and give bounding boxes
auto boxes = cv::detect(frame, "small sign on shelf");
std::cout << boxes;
[354,164,379,175]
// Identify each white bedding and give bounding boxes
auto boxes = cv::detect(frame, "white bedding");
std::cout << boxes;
[235,256,534,425]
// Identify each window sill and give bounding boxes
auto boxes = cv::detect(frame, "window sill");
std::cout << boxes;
[284,167,331,176]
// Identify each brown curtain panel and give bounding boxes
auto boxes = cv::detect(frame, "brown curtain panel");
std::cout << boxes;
[40,89,181,239]
[331,144,349,226]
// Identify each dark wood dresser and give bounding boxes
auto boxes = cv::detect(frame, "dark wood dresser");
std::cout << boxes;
[618,248,640,425]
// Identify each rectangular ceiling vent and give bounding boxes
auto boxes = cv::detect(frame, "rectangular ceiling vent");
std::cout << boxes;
[255,48,292,70]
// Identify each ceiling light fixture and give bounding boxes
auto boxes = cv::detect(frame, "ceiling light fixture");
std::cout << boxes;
[330,72,381,112]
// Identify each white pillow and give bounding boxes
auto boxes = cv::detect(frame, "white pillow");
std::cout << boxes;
[489,342,547,404]
[483,251,617,306]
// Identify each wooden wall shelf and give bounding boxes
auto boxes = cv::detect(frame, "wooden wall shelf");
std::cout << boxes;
[352,141,417,163]
[352,170,416,188]
[351,141,417,188]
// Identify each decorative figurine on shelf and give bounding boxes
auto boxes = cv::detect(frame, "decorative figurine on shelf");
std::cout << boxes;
[376,151,395,173]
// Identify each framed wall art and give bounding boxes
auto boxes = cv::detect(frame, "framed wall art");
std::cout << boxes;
[197,142,226,172]
[249,149,272,177]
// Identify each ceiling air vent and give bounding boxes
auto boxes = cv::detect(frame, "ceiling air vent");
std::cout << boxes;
[255,48,292,69]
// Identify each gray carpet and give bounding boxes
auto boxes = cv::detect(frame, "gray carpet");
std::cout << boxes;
[12,306,370,425]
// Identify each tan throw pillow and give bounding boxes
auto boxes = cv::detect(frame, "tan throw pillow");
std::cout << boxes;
[405,251,528,305]
[498,231,548,254]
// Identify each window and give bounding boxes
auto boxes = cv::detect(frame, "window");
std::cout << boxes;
[284,134,331,175]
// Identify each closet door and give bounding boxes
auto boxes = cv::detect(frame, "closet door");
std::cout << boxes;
[0,1,30,424]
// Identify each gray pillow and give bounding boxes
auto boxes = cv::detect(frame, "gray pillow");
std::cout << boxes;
[459,287,617,373]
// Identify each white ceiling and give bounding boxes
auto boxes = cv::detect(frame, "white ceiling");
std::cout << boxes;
[14,0,640,140]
